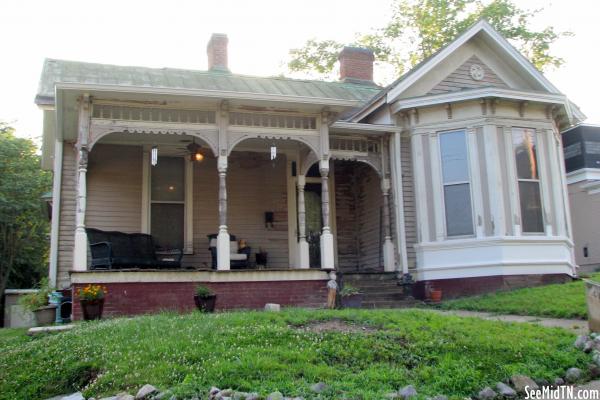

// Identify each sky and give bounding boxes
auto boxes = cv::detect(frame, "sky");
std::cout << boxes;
[1,0,599,143]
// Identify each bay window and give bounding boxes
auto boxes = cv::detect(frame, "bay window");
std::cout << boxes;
[512,128,544,233]
[439,130,474,236]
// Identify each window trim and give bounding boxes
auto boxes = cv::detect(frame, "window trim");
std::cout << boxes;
[512,127,545,234]
[142,153,194,254]
[438,129,476,238]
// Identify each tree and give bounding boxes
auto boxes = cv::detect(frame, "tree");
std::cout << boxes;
[288,0,571,82]
[0,122,52,305]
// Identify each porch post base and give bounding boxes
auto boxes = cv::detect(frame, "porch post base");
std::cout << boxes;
[73,228,88,271]
[320,229,335,270]
[383,239,395,272]
[217,227,230,271]
[298,240,310,269]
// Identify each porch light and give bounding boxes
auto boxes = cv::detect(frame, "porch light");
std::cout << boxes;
[187,141,204,162]
[151,146,158,166]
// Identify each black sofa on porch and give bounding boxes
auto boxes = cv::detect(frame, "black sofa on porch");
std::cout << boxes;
[86,228,183,270]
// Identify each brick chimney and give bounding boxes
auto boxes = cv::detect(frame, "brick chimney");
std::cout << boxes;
[207,33,229,72]
[338,47,374,83]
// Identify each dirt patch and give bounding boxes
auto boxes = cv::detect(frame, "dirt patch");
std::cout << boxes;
[295,319,378,334]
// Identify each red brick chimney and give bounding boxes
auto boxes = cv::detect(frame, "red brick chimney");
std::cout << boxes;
[207,33,229,72]
[338,47,374,83]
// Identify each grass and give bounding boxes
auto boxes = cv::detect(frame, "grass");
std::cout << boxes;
[0,309,590,400]
[440,273,600,320]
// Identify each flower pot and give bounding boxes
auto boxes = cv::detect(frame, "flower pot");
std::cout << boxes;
[341,293,363,309]
[429,289,443,303]
[194,294,216,312]
[33,305,57,326]
[80,299,104,321]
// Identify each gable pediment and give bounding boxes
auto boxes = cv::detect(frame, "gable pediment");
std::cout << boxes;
[428,55,508,95]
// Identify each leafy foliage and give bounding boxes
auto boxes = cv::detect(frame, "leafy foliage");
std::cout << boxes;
[18,277,54,312]
[195,285,214,298]
[77,284,108,301]
[440,273,600,319]
[288,0,571,81]
[0,309,590,399]
[0,122,51,301]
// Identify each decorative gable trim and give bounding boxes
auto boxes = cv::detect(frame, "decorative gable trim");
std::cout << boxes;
[428,55,508,95]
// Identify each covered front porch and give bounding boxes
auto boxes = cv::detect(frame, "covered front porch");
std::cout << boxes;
[73,100,398,272]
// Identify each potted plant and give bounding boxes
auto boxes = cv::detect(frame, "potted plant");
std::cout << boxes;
[339,284,363,308]
[428,286,443,303]
[194,285,216,312]
[18,278,57,326]
[77,284,108,320]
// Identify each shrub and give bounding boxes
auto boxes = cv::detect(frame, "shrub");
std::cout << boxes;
[195,285,214,298]
[18,277,53,312]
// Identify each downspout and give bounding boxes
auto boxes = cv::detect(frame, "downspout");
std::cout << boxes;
[390,131,409,276]
[48,139,63,288]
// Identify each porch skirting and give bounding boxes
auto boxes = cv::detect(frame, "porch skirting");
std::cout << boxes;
[70,270,328,320]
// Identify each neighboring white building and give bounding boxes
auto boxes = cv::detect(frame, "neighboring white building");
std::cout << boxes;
[36,20,585,317]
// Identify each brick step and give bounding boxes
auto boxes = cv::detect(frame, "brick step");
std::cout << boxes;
[341,273,397,282]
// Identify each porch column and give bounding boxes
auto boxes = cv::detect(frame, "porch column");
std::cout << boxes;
[297,175,310,268]
[217,155,230,270]
[73,148,88,271]
[319,160,335,270]
[381,177,395,272]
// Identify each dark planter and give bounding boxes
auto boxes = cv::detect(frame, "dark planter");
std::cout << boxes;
[194,294,216,312]
[80,299,104,321]
[340,294,363,309]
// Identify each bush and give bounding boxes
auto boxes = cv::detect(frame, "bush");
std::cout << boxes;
[339,284,361,297]
[18,277,53,312]
[195,285,214,298]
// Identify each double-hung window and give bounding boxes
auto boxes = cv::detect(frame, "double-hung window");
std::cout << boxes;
[150,157,185,249]
[439,130,474,237]
[512,128,544,233]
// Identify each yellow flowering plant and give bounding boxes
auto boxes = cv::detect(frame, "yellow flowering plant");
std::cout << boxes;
[77,284,108,301]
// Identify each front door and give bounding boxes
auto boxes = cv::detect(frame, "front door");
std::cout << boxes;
[304,183,322,268]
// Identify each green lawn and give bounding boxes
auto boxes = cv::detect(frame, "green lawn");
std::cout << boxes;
[440,274,600,320]
[0,309,590,400]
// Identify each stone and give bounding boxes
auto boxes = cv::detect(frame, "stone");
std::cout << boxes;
[267,391,284,400]
[431,396,448,400]
[510,375,538,393]
[575,335,589,349]
[495,382,516,398]
[399,385,417,399]
[264,303,281,312]
[220,389,234,397]
[232,392,249,400]
[477,387,496,400]
[593,352,600,367]
[554,378,565,386]
[136,385,159,400]
[565,367,583,383]
[210,388,221,396]
[584,340,596,353]
[310,382,328,393]
[115,394,135,400]
[245,394,260,400]
[590,364,600,379]
[384,392,399,399]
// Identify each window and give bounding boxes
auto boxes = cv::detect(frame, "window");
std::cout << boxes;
[439,130,474,236]
[151,157,185,249]
[512,128,544,233]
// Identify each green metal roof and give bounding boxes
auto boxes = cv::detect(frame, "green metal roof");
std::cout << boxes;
[36,58,382,105]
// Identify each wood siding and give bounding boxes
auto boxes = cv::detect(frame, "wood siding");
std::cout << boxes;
[334,161,383,272]
[428,55,508,95]
[401,135,417,269]
[57,143,77,289]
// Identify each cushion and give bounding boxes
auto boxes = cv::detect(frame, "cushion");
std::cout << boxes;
[230,241,239,252]
[230,253,248,261]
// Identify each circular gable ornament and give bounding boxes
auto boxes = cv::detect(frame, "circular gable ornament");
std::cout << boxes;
[470,64,485,81]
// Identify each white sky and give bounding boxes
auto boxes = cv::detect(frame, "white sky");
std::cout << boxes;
[1,0,599,143]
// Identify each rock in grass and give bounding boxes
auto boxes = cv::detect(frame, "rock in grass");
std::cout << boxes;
[135,385,158,400]
[583,340,596,353]
[589,364,600,379]
[115,394,135,400]
[495,382,516,398]
[575,335,589,349]
[510,375,538,393]
[245,394,260,400]
[267,391,284,400]
[565,368,583,383]
[478,387,496,400]
[384,392,399,399]
[554,378,565,386]
[399,385,417,399]
[60,394,85,400]
[264,303,281,312]
[310,382,328,393]
[431,396,448,400]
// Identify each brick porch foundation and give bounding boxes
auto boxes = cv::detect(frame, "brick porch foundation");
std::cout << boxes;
[412,273,572,300]
[72,279,327,320]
